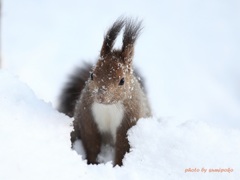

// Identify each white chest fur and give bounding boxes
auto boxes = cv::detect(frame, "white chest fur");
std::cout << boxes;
[91,102,124,142]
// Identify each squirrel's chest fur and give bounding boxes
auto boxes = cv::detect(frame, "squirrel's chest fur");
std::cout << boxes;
[91,102,124,143]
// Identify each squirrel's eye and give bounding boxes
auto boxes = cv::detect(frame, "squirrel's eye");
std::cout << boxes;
[90,73,94,80]
[119,78,125,86]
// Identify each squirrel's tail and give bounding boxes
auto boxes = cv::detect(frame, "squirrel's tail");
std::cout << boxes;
[57,62,92,117]
[58,62,146,117]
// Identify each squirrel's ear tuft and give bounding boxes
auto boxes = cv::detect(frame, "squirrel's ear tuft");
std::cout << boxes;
[122,18,143,63]
[122,44,134,64]
[100,17,125,57]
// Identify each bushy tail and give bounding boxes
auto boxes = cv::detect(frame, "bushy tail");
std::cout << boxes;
[57,62,92,117]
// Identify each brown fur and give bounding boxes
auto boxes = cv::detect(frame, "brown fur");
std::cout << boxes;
[61,17,151,166]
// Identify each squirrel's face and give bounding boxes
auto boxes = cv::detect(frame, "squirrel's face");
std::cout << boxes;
[88,52,133,105]
[86,17,141,104]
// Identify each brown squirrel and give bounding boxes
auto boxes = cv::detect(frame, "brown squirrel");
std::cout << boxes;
[58,17,151,166]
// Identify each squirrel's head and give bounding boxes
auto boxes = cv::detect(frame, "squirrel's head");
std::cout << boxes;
[88,17,142,104]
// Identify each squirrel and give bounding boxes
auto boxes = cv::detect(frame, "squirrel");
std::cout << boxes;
[58,17,151,166]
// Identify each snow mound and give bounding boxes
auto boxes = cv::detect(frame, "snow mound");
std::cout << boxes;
[0,70,240,180]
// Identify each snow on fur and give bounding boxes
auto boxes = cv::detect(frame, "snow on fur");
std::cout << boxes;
[0,70,240,180]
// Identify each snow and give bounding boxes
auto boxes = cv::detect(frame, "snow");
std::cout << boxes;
[1,70,240,179]
[1,0,240,179]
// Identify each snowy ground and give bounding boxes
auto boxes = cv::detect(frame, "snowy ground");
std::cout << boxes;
[1,0,240,179]
[1,70,240,180]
